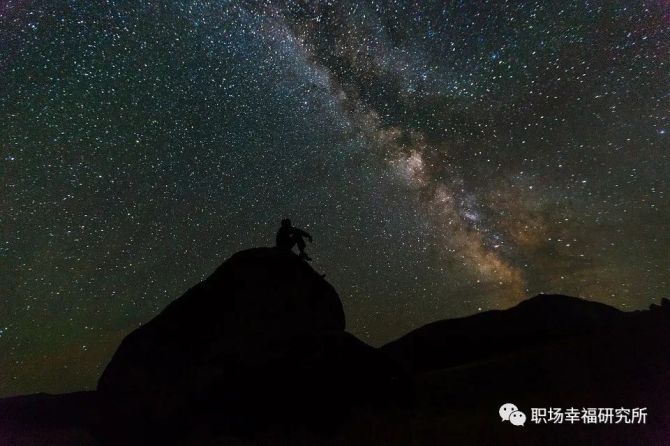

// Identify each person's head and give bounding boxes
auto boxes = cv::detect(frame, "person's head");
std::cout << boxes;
[281,218,292,227]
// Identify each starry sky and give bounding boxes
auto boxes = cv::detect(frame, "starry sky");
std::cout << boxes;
[1,0,668,396]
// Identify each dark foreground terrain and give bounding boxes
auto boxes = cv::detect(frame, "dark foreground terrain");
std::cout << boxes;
[2,248,669,445]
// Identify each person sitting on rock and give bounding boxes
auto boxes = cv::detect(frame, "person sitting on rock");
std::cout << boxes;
[276,218,313,261]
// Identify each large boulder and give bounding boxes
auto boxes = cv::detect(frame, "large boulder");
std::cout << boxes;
[97,248,399,444]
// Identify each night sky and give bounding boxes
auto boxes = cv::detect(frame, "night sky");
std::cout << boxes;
[1,0,668,396]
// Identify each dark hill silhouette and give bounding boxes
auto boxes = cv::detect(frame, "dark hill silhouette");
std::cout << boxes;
[382,295,670,445]
[381,294,629,373]
[1,249,669,445]
[0,392,98,446]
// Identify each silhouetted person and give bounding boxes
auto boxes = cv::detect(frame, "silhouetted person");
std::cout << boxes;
[276,218,313,261]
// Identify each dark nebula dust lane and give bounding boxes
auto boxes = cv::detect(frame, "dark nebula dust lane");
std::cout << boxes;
[1,0,668,396]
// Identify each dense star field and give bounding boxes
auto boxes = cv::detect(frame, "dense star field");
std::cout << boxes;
[1,0,668,396]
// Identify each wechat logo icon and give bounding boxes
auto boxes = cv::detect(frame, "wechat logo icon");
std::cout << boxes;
[500,403,526,427]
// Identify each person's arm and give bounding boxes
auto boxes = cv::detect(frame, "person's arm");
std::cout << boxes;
[297,228,313,242]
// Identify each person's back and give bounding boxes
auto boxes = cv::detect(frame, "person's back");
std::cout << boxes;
[276,221,294,250]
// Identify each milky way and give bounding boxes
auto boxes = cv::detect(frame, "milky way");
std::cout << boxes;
[1,0,668,395]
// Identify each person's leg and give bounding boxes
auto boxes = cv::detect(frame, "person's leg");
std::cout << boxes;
[296,236,306,253]
[296,237,311,260]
